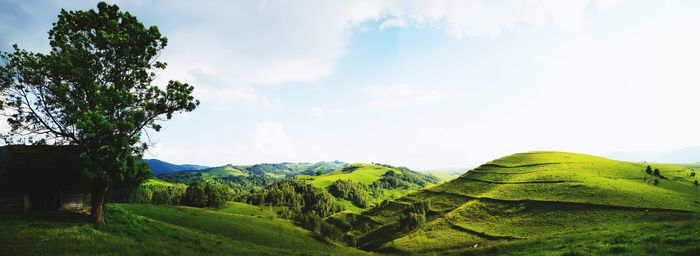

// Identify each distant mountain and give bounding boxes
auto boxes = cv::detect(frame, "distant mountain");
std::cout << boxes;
[144,159,209,175]
[158,161,347,193]
[604,146,700,163]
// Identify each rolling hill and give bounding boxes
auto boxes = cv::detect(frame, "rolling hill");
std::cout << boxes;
[0,203,367,256]
[337,152,700,255]
[296,163,440,211]
[144,159,209,175]
[158,161,347,193]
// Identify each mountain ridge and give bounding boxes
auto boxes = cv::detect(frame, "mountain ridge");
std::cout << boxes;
[144,159,209,175]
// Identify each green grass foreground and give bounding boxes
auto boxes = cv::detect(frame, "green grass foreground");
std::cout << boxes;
[0,203,368,256]
[3,152,700,255]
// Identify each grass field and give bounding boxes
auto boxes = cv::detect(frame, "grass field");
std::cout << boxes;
[4,152,700,255]
[298,163,430,212]
[142,178,176,187]
[344,152,700,254]
[0,203,367,256]
[304,163,399,189]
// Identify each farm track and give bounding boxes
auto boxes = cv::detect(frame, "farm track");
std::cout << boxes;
[461,177,568,184]
[479,162,570,168]
[421,190,696,213]
[443,216,520,241]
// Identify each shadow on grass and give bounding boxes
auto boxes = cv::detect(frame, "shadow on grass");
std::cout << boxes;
[0,210,90,224]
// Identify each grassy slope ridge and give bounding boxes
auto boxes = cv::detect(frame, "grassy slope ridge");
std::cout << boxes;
[0,202,366,256]
[303,163,398,188]
[350,152,700,254]
[298,163,438,211]
[158,162,347,188]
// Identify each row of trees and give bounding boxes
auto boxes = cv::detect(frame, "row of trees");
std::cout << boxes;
[241,180,350,243]
[243,180,345,218]
[114,181,232,208]
[645,165,662,177]
[296,211,345,242]
[399,200,430,232]
[126,184,187,205]
[644,165,666,185]
[329,180,372,208]
[182,182,232,208]
[372,164,441,187]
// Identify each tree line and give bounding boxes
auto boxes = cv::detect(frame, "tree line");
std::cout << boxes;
[112,181,232,208]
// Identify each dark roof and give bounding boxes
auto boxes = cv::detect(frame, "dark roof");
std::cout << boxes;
[0,145,88,194]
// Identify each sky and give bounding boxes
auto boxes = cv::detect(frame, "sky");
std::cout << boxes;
[2,0,700,169]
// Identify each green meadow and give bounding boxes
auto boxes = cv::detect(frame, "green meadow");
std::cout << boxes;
[3,152,700,255]
[0,203,367,256]
[340,152,700,255]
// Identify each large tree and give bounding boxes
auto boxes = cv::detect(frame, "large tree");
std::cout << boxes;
[0,2,199,226]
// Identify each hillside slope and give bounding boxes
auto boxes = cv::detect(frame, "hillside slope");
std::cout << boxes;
[298,163,440,211]
[346,152,700,254]
[0,203,367,256]
[145,159,209,175]
[159,161,347,193]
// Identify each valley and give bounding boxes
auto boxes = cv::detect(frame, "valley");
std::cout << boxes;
[2,152,699,255]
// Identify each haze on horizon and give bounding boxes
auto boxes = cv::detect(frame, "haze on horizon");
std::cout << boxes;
[2,0,699,169]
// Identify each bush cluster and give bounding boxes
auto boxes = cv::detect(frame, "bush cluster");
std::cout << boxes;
[116,183,187,205]
[400,200,430,231]
[243,180,344,218]
[295,211,344,242]
[329,180,372,208]
[182,181,233,208]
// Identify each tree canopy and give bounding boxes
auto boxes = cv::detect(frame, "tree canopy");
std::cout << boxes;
[0,2,199,226]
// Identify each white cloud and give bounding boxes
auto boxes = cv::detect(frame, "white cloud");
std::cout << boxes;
[311,107,345,119]
[196,86,281,109]
[122,0,595,106]
[3,0,597,108]
[147,121,326,166]
[364,84,447,110]
[182,67,281,109]
[252,122,294,158]
[379,0,590,38]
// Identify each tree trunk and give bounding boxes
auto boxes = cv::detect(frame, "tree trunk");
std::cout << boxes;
[91,185,108,227]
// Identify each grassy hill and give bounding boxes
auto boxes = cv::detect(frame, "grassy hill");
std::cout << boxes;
[296,163,440,211]
[159,161,347,194]
[341,152,700,255]
[307,164,391,187]
[0,203,367,256]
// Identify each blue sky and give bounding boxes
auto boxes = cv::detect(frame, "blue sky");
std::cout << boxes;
[2,1,700,169]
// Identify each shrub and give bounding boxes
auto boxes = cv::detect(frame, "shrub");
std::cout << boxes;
[329,180,372,208]
[182,182,232,208]
[296,212,323,233]
[205,182,232,208]
[183,182,208,207]
[150,184,186,205]
[128,186,153,204]
[243,180,344,218]
[399,200,430,231]
[694,180,698,186]
[400,212,426,232]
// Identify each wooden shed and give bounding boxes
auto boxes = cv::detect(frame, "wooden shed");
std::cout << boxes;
[0,145,91,212]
